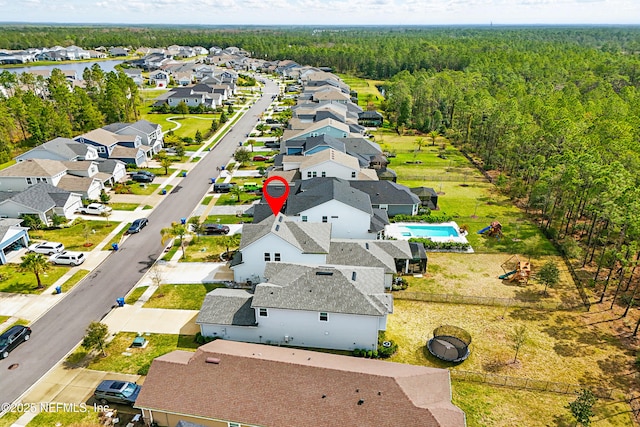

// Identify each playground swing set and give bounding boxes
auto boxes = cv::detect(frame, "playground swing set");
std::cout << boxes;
[477,221,503,239]
[499,255,532,285]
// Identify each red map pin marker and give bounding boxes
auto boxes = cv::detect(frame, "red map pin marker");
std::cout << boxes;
[263,176,290,216]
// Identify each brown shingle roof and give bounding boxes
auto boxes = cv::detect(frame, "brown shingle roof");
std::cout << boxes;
[135,340,465,427]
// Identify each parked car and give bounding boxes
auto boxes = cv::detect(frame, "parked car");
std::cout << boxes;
[77,203,112,216]
[134,170,156,179]
[213,183,235,193]
[49,251,85,266]
[203,223,230,235]
[127,218,149,234]
[252,155,271,161]
[93,380,141,406]
[28,241,65,255]
[130,173,154,183]
[0,325,31,359]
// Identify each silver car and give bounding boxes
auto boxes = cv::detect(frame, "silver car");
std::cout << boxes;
[49,251,85,266]
[27,241,65,255]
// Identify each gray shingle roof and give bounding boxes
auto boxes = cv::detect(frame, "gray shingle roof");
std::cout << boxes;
[254,263,391,316]
[16,137,85,161]
[285,178,372,216]
[350,180,420,205]
[240,214,331,254]
[196,288,257,326]
[0,182,73,211]
[327,240,397,274]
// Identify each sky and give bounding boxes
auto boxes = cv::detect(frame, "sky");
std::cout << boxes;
[0,0,638,26]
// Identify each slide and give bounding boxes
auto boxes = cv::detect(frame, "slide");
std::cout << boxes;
[477,226,491,234]
[499,270,517,280]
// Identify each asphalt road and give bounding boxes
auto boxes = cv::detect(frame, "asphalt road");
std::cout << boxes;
[0,78,281,407]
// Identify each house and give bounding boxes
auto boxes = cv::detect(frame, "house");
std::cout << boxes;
[95,159,127,185]
[102,120,164,154]
[149,70,170,88]
[282,178,386,239]
[122,68,144,87]
[75,129,148,167]
[0,159,68,192]
[350,180,422,216]
[0,183,82,225]
[198,263,392,351]
[134,340,466,427]
[0,219,30,265]
[15,138,99,163]
[281,149,375,182]
[231,214,331,284]
[281,118,351,145]
[358,110,384,127]
[109,47,129,57]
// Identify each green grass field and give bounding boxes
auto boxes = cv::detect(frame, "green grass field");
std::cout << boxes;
[29,220,118,251]
[144,283,225,310]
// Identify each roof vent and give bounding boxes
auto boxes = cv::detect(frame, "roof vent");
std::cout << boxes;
[355,389,359,393]
[316,271,333,276]
[351,272,357,281]
[278,215,283,222]
[322,394,327,399]
[365,243,369,250]
[275,225,280,231]
[205,357,221,364]
[357,399,364,405]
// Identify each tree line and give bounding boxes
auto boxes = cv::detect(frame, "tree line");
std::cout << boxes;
[0,64,140,162]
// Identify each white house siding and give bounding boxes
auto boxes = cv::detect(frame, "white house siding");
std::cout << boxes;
[301,161,357,181]
[199,324,259,342]
[0,201,48,223]
[86,180,103,200]
[111,164,127,182]
[62,194,83,217]
[288,200,374,239]
[254,307,383,351]
[232,234,327,283]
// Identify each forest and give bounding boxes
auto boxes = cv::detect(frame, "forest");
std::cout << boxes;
[1,25,640,305]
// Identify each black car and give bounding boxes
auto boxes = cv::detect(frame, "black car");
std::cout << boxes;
[127,218,148,234]
[0,325,31,359]
[203,223,230,235]
[130,173,154,183]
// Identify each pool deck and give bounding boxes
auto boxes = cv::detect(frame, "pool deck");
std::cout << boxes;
[385,221,470,244]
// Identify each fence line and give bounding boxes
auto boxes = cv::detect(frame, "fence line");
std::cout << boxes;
[402,174,486,182]
[393,291,587,312]
[451,370,618,400]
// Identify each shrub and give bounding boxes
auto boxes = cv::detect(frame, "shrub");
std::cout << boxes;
[409,238,471,252]
[390,214,453,223]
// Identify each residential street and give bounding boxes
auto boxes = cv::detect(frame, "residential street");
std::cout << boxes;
[0,78,280,407]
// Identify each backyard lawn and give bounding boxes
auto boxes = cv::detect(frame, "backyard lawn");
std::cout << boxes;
[179,235,241,262]
[144,283,225,310]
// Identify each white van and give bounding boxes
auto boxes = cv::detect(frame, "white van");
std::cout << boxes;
[49,251,85,266]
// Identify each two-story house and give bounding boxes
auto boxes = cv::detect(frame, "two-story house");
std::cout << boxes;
[15,137,99,163]
[231,214,331,284]
[75,129,147,167]
[198,262,392,351]
[102,119,164,154]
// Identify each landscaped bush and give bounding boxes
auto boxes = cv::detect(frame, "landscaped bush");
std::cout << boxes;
[390,214,453,223]
[409,238,471,252]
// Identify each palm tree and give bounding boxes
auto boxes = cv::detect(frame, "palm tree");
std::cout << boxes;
[429,130,440,146]
[230,186,243,203]
[161,222,190,260]
[19,252,51,290]
[414,137,425,151]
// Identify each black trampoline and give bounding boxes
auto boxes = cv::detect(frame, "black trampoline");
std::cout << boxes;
[427,325,472,363]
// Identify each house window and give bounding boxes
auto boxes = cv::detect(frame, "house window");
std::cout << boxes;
[379,204,389,211]
[259,308,268,317]
[26,178,32,185]
[97,146,106,154]
[307,171,312,178]
[320,312,328,321]
[229,423,240,427]
[264,253,271,261]
[321,171,326,177]
[351,171,356,178]
[274,253,281,262]
[322,216,328,223]
[301,216,308,222]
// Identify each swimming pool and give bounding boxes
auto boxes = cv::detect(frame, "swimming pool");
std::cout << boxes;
[385,221,470,245]
[403,225,460,238]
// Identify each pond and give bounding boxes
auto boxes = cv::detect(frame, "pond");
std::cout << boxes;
[2,59,125,76]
